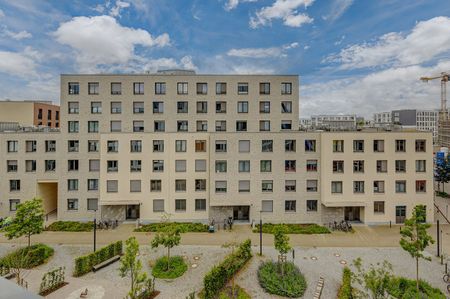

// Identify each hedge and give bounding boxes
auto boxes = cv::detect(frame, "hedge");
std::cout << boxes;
[337,267,353,299]
[73,240,122,277]
[0,244,54,269]
[203,239,252,299]
[253,223,330,234]
[45,221,93,232]
[258,261,307,297]
[134,222,208,233]
[387,277,445,298]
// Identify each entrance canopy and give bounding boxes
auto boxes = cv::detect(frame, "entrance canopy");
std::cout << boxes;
[322,201,366,207]
[100,200,141,205]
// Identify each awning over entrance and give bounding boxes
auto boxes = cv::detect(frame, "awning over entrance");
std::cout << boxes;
[322,201,366,207]
[100,200,141,205]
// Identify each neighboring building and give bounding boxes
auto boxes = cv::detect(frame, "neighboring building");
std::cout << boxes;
[0,100,60,129]
[0,72,434,225]
[310,114,357,131]
[299,118,312,130]
[373,112,392,127]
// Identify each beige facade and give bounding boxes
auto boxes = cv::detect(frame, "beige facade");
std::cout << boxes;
[0,100,60,128]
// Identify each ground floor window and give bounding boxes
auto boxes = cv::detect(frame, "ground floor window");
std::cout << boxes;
[87,198,98,211]
[195,199,206,211]
[374,201,385,214]
[261,200,273,212]
[285,200,296,212]
[9,199,20,211]
[67,198,78,211]
[175,199,186,212]
[306,200,318,212]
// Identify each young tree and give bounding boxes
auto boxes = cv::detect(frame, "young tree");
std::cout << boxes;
[3,198,44,247]
[119,237,148,299]
[151,228,181,271]
[273,225,291,276]
[2,247,32,285]
[435,159,450,192]
[399,205,434,294]
[352,257,393,299]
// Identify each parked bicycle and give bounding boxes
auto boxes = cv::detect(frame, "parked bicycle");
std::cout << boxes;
[442,273,450,293]
[328,220,352,232]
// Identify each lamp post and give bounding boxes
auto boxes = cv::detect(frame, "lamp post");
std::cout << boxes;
[259,210,263,256]
[93,208,97,252]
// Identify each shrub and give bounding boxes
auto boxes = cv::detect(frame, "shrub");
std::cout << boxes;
[258,260,307,297]
[135,222,208,233]
[217,285,251,299]
[338,267,353,299]
[0,244,54,269]
[46,221,93,232]
[203,239,252,299]
[39,266,66,296]
[387,277,445,298]
[73,240,122,277]
[152,256,188,279]
[253,223,330,234]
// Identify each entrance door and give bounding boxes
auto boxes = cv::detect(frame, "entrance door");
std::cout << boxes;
[233,206,250,221]
[126,205,140,220]
[396,206,406,224]
[344,207,361,221]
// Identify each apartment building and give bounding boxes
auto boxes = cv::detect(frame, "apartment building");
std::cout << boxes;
[310,114,357,131]
[0,72,434,225]
[0,100,60,129]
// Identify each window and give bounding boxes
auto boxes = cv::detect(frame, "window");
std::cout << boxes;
[281,101,292,113]
[215,140,227,152]
[153,199,164,212]
[353,160,364,173]
[89,159,100,172]
[68,102,79,114]
[88,140,99,152]
[25,160,36,172]
[68,82,79,95]
[285,140,296,152]
[281,120,292,130]
[153,160,164,172]
[353,181,364,193]
[262,140,273,152]
[130,140,142,152]
[239,160,250,172]
[416,160,426,172]
[259,120,270,131]
[374,201,385,214]
[331,181,343,193]
[133,102,144,114]
[285,200,296,212]
[47,110,52,120]
[91,102,102,114]
[38,108,43,119]
[9,199,20,211]
[261,200,273,212]
[7,160,18,172]
[395,160,406,172]
[374,181,385,193]
[373,140,384,152]
[216,101,226,113]
[216,82,227,95]
[177,101,188,113]
[260,101,270,113]
[133,121,144,132]
[331,160,344,173]
[175,140,187,152]
[195,160,207,172]
[260,160,271,172]
[376,160,387,173]
[415,140,426,152]
[111,102,122,114]
[88,121,99,133]
[237,101,248,113]
[239,140,250,152]
[262,180,273,192]
[177,82,188,94]
[110,120,122,132]
[196,101,207,113]
[197,121,208,132]
[215,181,227,193]
[153,102,164,113]
[353,140,364,152]
[154,121,165,132]
[87,198,98,211]
[56,111,59,121]
[133,82,144,95]
[306,160,318,172]
[196,179,206,191]
[45,140,56,152]
[107,180,118,192]
[111,82,121,95]
[152,140,164,152]
[155,82,166,95]
[305,140,316,152]
[396,140,406,152]
[333,140,344,152]
[195,140,206,152]
[177,120,188,132]
[195,199,207,211]
[215,160,227,173]
[10,180,20,191]
[68,140,79,152]
[67,199,78,211]
[130,180,141,192]
[307,180,318,192]
[107,140,119,152]
[151,180,162,192]
[45,160,56,172]
[107,160,118,172]
[216,121,226,132]
[236,121,247,131]
[238,82,248,95]
[175,199,186,212]
[175,160,187,172]
[68,160,79,171]
[239,180,250,192]
[395,180,406,193]
[68,121,79,133]
[285,180,296,192]
[281,82,292,95]
[130,160,142,172]
[306,200,318,212]
[26,140,36,152]
[285,160,296,172]
[416,180,426,192]
[68,179,78,191]
[197,83,208,95]
[260,82,270,94]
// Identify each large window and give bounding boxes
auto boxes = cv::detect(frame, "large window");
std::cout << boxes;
[281,82,292,95]
[133,82,144,95]
[175,140,187,152]
[306,200,318,212]
[285,200,296,212]
[155,82,166,95]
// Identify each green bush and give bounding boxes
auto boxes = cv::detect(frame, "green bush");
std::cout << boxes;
[217,285,251,299]
[258,261,307,297]
[387,277,445,298]
[253,223,330,234]
[0,244,54,269]
[152,256,188,279]
[203,239,252,299]
[338,267,353,299]
[73,240,122,277]
[134,222,208,233]
[46,221,93,232]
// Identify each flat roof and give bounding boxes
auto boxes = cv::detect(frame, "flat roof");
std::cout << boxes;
[60,73,298,77]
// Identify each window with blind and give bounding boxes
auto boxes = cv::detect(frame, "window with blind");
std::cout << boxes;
[238,180,250,192]
[153,199,164,212]
[130,180,141,192]
[261,200,273,212]
[195,159,207,172]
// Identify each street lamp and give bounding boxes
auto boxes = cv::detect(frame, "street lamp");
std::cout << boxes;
[93,208,97,252]
[259,210,263,256]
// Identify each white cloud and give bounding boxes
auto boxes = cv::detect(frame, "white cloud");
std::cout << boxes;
[325,16,450,69]
[250,0,314,28]
[106,55,198,73]
[3,29,32,40]
[53,15,170,71]
[322,0,354,22]
[227,42,299,58]
[110,0,130,17]
[224,0,258,11]
[0,9,5,18]
[0,50,38,77]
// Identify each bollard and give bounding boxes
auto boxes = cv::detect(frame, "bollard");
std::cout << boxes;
[446,263,448,274]
[292,249,295,260]
[441,255,444,265]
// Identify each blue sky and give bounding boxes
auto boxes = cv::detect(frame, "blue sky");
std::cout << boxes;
[0,0,449,117]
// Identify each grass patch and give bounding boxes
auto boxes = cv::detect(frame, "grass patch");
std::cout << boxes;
[152,256,187,279]
[199,285,251,299]
[46,221,93,232]
[258,261,307,298]
[253,223,330,234]
[135,222,208,233]
[387,277,445,299]
[0,244,54,269]
[337,267,353,299]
